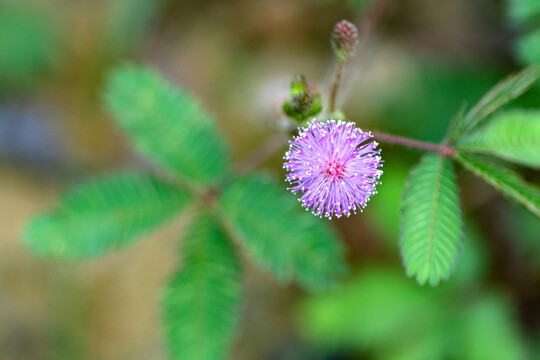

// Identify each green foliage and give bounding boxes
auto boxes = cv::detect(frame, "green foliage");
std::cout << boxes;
[517,29,540,67]
[457,110,540,168]
[509,0,540,25]
[453,66,540,138]
[162,213,241,360]
[371,158,488,283]
[219,174,346,291]
[400,154,463,286]
[509,0,540,69]
[300,267,528,360]
[457,153,540,219]
[105,65,230,184]
[0,3,61,88]
[26,63,354,359]
[459,296,529,360]
[300,269,442,353]
[24,173,192,258]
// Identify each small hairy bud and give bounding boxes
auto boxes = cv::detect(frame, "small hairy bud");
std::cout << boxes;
[331,20,359,61]
[283,75,322,123]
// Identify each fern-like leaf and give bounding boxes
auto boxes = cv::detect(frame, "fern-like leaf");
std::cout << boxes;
[458,110,540,168]
[219,174,346,291]
[105,65,230,184]
[162,212,241,360]
[24,173,192,258]
[453,66,539,138]
[400,154,464,286]
[457,153,540,219]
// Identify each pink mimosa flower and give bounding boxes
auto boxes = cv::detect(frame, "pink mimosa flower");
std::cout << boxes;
[284,119,383,219]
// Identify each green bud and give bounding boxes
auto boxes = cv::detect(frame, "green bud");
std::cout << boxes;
[283,75,322,123]
[290,74,307,96]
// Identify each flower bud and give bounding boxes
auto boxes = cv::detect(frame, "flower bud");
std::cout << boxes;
[282,75,322,123]
[331,20,359,61]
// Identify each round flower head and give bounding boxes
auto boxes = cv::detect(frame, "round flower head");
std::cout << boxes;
[284,119,383,219]
[331,20,359,60]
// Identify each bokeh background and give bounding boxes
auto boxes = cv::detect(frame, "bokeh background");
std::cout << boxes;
[2,0,540,359]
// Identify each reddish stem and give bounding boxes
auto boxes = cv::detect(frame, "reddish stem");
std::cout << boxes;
[371,131,455,157]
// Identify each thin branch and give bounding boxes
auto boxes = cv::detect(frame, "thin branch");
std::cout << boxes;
[371,131,456,157]
[234,132,289,174]
[329,0,393,114]
[329,60,344,114]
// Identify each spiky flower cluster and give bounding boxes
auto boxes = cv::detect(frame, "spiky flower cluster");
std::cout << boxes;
[331,20,359,60]
[284,119,383,219]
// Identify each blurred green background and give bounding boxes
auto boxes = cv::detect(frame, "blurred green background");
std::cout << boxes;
[1,0,540,359]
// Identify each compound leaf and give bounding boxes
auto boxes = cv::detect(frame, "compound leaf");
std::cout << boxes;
[162,212,241,360]
[400,154,464,286]
[24,173,191,258]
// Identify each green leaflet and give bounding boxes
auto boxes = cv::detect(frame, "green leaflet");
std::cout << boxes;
[24,173,192,258]
[453,66,540,138]
[457,153,540,219]
[457,110,540,168]
[400,154,464,286]
[219,174,346,291]
[105,65,230,184]
[162,213,241,360]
